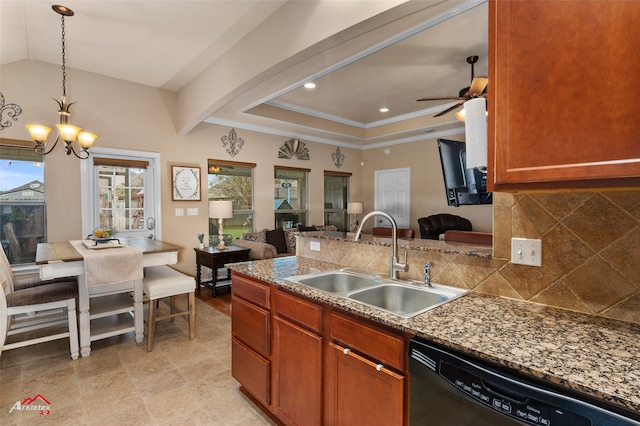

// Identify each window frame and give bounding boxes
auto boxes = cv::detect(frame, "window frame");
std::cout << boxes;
[208,159,256,241]
[274,165,310,229]
[324,170,352,232]
[0,138,46,266]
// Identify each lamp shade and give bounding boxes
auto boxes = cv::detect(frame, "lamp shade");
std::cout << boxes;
[209,200,233,219]
[347,201,363,214]
[464,98,488,170]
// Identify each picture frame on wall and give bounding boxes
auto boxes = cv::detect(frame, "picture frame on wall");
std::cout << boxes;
[172,165,201,201]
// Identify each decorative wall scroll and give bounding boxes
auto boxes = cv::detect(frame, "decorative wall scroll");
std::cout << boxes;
[0,91,23,130]
[221,128,244,157]
[172,165,201,201]
[278,138,310,160]
[331,146,345,168]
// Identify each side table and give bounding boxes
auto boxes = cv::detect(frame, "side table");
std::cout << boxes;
[194,245,250,297]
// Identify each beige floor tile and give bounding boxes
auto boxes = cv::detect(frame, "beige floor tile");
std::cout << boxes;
[0,298,276,425]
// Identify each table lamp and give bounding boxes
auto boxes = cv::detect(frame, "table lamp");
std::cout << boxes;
[347,201,363,232]
[209,200,233,250]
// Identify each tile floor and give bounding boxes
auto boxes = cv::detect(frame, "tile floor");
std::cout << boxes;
[0,297,276,425]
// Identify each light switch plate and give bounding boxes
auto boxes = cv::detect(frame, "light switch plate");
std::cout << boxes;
[511,238,542,267]
[310,241,320,251]
[175,208,184,216]
[187,208,198,216]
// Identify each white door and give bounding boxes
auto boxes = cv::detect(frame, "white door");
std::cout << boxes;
[81,148,162,240]
[374,168,410,228]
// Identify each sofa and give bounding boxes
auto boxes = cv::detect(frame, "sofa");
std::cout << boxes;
[417,214,472,240]
[233,225,337,260]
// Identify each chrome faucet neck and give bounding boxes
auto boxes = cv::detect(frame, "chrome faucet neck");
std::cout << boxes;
[354,210,407,279]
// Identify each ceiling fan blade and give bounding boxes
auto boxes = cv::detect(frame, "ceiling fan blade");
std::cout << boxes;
[469,77,488,95]
[433,102,463,117]
[417,96,463,102]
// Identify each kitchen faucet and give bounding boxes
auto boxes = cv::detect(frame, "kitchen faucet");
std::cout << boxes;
[354,211,408,279]
[423,262,434,288]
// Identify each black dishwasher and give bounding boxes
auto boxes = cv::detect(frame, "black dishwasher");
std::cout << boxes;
[409,338,640,425]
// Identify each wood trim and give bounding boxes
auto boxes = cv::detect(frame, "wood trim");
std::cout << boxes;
[324,170,352,177]
[208,159,256,168]
[93,157,149,169]
[274,165,311,172]
[0,138,33,148]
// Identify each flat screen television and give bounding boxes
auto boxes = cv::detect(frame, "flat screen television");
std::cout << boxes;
[437,138,492,207]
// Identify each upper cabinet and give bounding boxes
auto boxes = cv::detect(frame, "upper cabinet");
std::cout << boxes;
[488,0,640,191]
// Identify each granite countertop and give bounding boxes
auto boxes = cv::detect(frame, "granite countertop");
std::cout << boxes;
[228,256,640,415]
[318,230,493,258]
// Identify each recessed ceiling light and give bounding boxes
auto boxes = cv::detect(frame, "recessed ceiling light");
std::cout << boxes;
[379,107,389,113]
[304,82,316,89]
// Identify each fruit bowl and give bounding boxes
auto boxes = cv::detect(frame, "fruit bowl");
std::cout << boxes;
[91,227,115,240]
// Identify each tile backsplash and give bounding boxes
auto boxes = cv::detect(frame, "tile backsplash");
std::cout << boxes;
[298,190,640,325]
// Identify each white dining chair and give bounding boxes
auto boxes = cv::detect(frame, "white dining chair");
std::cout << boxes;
[0,263,79,360]
[142,265,195,351]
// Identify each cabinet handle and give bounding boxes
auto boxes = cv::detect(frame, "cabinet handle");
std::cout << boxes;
[343,348,350,355]
[376,364,383,371]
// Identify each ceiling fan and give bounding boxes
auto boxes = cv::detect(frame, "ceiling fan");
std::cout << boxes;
[417,55,488,118]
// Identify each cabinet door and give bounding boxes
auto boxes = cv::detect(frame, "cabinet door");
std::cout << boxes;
[326,342,404,426]
[232,338,270,407]
[231,296,270,357]
[489,0,640,190]
[273,317,323,426]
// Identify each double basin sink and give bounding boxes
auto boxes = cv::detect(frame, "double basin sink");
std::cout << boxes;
[285,269,467,318]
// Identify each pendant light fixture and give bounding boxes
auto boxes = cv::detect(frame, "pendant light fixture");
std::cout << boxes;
[26,5,97,160]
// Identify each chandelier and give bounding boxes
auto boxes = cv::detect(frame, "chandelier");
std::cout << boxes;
[26,5,97,160]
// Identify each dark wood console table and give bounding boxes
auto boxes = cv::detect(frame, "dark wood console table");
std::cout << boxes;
[194,246,250,297]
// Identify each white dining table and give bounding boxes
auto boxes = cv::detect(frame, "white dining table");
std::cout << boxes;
[36,237,180,357]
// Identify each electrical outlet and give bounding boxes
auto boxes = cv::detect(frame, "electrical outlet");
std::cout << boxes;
[511,238,542,267]
[310,241,320,251]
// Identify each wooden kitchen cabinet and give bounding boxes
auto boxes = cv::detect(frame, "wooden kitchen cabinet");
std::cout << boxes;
[273,290,323,426]
[326,342,404,426]
[489,0,640,191]
[231,274,271,407]
[231,273,409,425]
[326,312,406,426]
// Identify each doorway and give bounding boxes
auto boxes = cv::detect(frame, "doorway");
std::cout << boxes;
[80,148,161,240]
[374,168,410,228]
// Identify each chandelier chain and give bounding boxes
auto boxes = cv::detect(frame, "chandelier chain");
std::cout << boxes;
[60,15,67,98]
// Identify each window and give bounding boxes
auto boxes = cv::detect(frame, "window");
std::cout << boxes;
[81,149,161,240]
[0,140,46,264]
[324,171,351,232]
[274,166,309,229]
[208,160,255,245]
[94,158,148,232]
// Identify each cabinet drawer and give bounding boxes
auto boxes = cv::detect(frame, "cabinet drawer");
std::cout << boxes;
[275,289,323,333]
[232,296,270,356]
[232,274,270,308]
[232,338,270,407]
[330,312,405,371]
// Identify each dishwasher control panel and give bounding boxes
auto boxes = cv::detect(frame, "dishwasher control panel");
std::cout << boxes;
[439,360,589,425]
[409,339,640,426]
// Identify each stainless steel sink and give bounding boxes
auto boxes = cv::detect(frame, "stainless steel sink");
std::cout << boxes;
[286,269,467,318]
[347,283,466,318]
[288,271,380,293]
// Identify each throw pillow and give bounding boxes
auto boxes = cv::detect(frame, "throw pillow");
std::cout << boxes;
[298,225,317,232]
[266,228,288,254]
